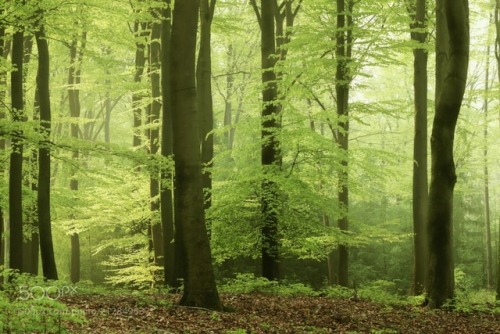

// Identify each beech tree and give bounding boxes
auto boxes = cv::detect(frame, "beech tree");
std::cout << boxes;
[35,8,58,280]
[427,0,469,309]
[406,0,429,295]
[68,32,86,283]
[168,0,222,309]
[9,21,25,274]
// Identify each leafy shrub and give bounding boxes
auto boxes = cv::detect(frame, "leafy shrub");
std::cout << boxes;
[358,280,407,305]
[0,271,86,333]
[220,273,317,296]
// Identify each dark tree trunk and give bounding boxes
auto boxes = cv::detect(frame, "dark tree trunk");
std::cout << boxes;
[35,18,58,281]
[197,0,216,220]
[169,0,222,310]
[407,0,429,296]
[160,0,177,289]
[335,0,353,288]
[253,0,281,282]
[9,29,25,274]
[427,0,469,309]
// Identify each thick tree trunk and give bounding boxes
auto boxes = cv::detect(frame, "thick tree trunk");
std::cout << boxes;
[427,0,469,309]
[9,30,25,274]
[335,0,353,288]
[408,0,429,296]
[160,0,177,289]
[169,0,222,310]
[35,19,58,281]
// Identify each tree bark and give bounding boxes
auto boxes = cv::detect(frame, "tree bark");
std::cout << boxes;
[197,0,216,222]
[9,29,25,274]
[132,19,148,148]
[335,0,353,288]
[407,0,429,296]
[427,0,469,309]
[160,0,177,289]
[0,8,7,276]
[35,16,58,281]
[149,8,164,277]
[259,0,281,281]
[68,33,86,283]
[482,41,493,289]
[169,0,222,309]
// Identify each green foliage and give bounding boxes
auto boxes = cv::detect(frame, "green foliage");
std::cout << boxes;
[0,271,86,333]
[220,273,317,296]
[358,280,407,306]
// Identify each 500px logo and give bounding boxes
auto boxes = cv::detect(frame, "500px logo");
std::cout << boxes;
[17,285,78,301]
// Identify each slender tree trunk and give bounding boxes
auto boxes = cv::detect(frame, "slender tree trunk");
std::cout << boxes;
[68,34,86,283]
[495,0,500,301]
[132,20,148,148]
[149,9,164,277]
[197,0,216,220]
[224,45,234,150]
[21,35,38,275]
[35,19,58,280]
[9,29,25,274]
[335,0,353,288]
[427,0,469,309]
[407,0,429,296]
[250,0,282,282]
[169,0,222,310]
[482,42,493,289]
[160,0,177,289]
[0,11,6,275]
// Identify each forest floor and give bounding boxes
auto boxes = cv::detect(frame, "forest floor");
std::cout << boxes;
[59,292,500,333]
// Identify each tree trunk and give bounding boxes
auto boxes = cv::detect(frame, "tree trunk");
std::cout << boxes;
[35,17,58,281]
[160,0,177,289]
[197,0,216,221]
[149,9,164,277]
[482,42,493,289]
[68,34,86,283]
[169,0,222,310]
[407,0,429,296]
[427,0,469,309]
[132,20,148,148]
[335,0,353,288]
[9,29,25,274]
[0,16,6,277]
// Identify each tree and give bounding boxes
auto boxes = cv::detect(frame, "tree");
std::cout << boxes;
[160,0,177,289]
[335,0,353,288]
[68,32,86,284]
[35,9,58,280]
[168,0,222,309]
[427,0,469,309]
[251,0,281,282]
[148,4,164,277]
[197,0,216,218]
[9,24,25,274]
[0,4,6,274]
[406,0,429,295]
